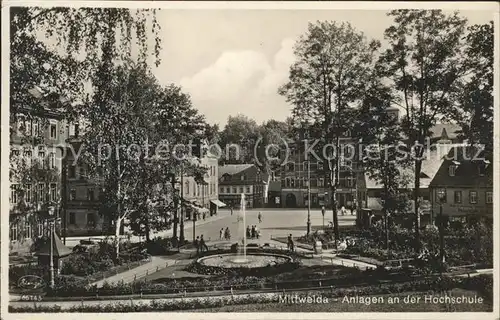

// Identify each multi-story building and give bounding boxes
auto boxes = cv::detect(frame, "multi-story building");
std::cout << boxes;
[182,152,223,218]
[429,146,493,223]
[9,87,71,251]
[218,164,269,209]
[279,131,362,209]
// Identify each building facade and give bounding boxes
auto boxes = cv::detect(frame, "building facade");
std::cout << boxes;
[429,146,493,223]
[218,164,268,209]
[9,88,71,251]
[279,132,361,209]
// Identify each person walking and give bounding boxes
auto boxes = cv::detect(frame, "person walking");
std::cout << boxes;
[194,236,200,254]
[225,227,231,240]
[199,235,209,252]
[220,228,224,240]
[287,234,294,252]
[258,212,262,223]
[230,206,233,215]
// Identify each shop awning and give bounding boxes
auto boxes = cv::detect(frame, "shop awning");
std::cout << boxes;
[211,200,227,207]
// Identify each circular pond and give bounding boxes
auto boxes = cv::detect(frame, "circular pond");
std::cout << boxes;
[197,253,292,269]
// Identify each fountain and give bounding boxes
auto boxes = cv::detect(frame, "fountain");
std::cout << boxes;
[194,194,295,273]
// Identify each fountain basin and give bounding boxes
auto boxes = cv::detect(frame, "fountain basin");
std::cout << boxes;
[190,251,298,276]
[197,253,291,269]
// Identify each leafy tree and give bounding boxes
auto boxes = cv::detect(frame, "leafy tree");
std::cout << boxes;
[454,21,494,155]
[279,21,379,242]
[379,10,468,252]
[354,81,411,248]
[219,114,260,165]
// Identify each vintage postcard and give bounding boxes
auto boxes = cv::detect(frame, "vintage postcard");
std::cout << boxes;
[1,1,498,319]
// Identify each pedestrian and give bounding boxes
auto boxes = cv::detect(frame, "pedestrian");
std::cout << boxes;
[287,234,292,251]
[225,227,231,240]
[203,212,206,220]
[200,235,208,252]
[230,207,233,215]
[220,228,224,240]
[194,236,200,254]
[258,212,262,223]
[288,234,294,252]
[246,225,251,239]
[251,225,256,239]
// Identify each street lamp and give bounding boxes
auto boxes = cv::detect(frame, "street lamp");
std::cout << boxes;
[438,192,446,272]
[48,205,56,289]
[303,120,311,236]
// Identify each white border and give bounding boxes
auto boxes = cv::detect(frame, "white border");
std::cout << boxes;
[1,1,499,320]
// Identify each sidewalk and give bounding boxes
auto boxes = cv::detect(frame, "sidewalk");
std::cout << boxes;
[91,256,177,287]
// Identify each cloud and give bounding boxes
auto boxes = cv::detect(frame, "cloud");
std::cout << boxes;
[179,38,296,126]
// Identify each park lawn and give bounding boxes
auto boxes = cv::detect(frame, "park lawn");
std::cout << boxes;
[143,262,210,282]
[187,289,492,312]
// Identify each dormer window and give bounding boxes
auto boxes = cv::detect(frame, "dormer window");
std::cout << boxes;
[448,165,456,177]
[241,175,245,181]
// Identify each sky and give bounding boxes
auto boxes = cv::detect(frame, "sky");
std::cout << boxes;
[149,9,494,127]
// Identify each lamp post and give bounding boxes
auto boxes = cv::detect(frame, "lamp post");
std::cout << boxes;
[48,205,56,289]
[303,120,311,236]
[438,194,446,272]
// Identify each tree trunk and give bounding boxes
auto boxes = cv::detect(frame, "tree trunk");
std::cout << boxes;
[330,136,340,243]
[115,216,122,260]
[413,159,422,253]
[145,214,151,242]
[171,176,178,240]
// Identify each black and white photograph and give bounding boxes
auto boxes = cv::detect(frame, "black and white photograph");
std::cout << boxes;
[1,1,498,317]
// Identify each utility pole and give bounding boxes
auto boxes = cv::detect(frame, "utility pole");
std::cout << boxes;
[61,148,67,245]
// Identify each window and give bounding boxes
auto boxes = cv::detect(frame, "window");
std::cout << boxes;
[23,149,32,158]
[449,165,456,177]
[10,184,19,204]
[454,191,462,204]
[287,163,294,172]
[87,213,96,227]
[318,178,324,187]
[220,187,224,193]
[246,186,250,193]
[38,183,45,202]
[197,185,200,196]
[38,150,45,160]
[25,222,32,239]
[226,187,230,193]
[87,188,95,201]
[79,167,85,179]
[318,162,324,171]
[12,149,20,157]
[49,153,56,169]
[469,191,478,204]
[233,187,237,193]
[239,187,244,194]
[50,123,57,139]
[37,223,44,237]
[10,224,18,241]
[50,183,57,201]
[33,120,39,136]
[346,178,354,188]
[478,165,486,176]
[185,182,190,195]
[69,212,76,225]
[241,175,245,181]
[69,165,76,178]
[486,191,493,204]
[436,189,447,203]
[311,179,317,188]
[25,184,32,202]
[70,189,76,201]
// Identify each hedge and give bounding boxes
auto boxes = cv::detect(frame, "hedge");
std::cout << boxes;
[10,274,493,312]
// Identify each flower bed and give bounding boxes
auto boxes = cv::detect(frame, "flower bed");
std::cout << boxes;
[10,274,492,312]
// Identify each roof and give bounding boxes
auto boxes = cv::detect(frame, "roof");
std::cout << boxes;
[364,144,457,190]
[429,146,493,188]
[35,232,72,257]
[429,123,461,141]
[218,164,254,178]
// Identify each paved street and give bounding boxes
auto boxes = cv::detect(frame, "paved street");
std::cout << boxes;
[182,208,356,244]
[63,209,356,248]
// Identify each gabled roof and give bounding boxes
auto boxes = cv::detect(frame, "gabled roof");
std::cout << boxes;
[218,164,254,178]
[429,146,493,188]
[429,123,461,141]
[364,144,457,190]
